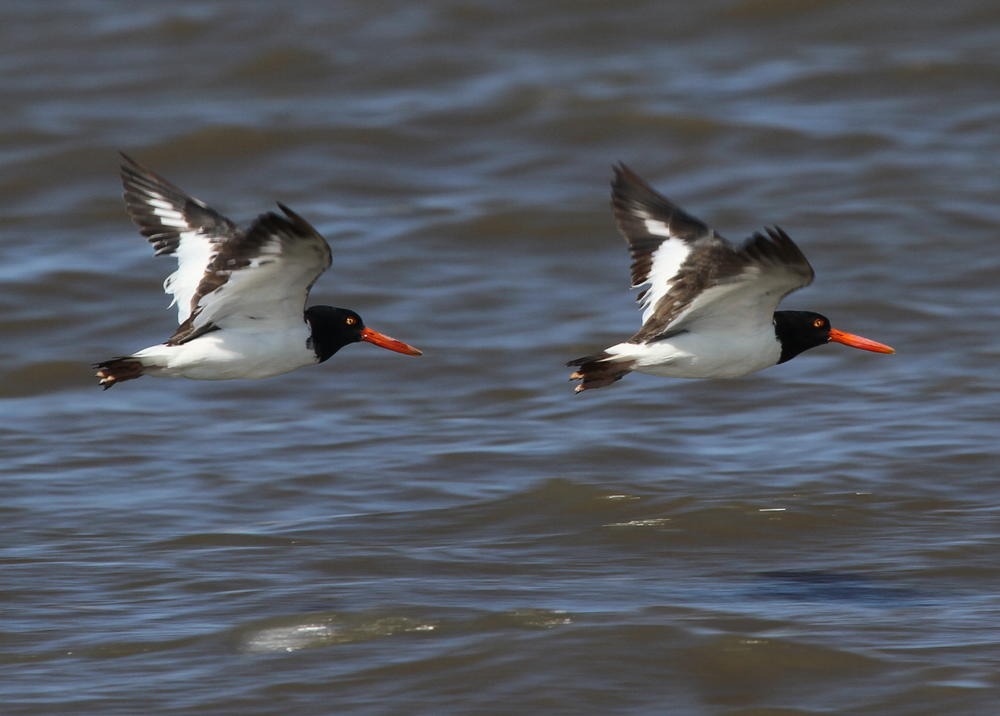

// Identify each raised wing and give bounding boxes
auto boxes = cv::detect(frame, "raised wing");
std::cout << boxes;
[167,204,332,345]
[611,163,720,325]
[120,154,332,345]
[121,153,240,324]
[611,164,814,341]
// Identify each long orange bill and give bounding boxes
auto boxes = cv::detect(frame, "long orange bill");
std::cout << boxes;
[828,328,895,354]
[360,328,423,356]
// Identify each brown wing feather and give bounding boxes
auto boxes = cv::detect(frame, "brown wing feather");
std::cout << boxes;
[120,152,238,257]
[166,204,332,345]
[611,163,714,302]
[630,225,815,343]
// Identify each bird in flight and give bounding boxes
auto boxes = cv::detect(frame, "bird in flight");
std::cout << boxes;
[568,164,894,392]
[95,154,421,389]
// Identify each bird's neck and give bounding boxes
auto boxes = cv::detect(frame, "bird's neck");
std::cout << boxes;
[305,311,343,363]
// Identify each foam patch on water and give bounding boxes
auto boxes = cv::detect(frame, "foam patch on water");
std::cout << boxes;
[604,518,673,528]
[239,616,437,654]
[242,623,341,653]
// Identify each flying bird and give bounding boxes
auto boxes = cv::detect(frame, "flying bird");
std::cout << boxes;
[568,164,894,392]
[95,154,421,389]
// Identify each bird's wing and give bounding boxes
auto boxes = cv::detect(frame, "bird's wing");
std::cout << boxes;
[611,164,814,341]
[120,154,331,345]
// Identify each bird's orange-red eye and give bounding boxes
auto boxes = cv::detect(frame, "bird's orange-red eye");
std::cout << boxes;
[813,318,825,328]
[346,317,357,326]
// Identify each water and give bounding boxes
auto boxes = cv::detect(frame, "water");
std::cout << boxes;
[2,1,999,713]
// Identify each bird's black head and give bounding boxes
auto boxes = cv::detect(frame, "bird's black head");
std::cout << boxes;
[305,306,365,362]
[774,311,831,363]
[305,305,422,363]
[774,310,895,364]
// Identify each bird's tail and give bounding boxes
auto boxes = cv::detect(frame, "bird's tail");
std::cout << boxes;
[93,357,145,389]
[566,351,635,393]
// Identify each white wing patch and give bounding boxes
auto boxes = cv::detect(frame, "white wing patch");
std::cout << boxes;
[635,213,694,324]
[163,230,217,323]
[148,200,190,228]
[642,218,673,237]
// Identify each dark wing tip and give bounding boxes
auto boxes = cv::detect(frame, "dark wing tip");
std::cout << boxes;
[610,164,711,241]
[119,151,150,173]
[275,202,324,239]
[611,162,664,205]
[119,152,189,201]
[119,151,157,182]
[118,153,236,255]
[612,162,674,206]
[246,205,331,263]
[744,225,815,285]
[611,161,631,186]
[608,164,715,292]
[236,208,332,292]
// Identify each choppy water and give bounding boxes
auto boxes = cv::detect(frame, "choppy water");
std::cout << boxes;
[2,1,999,714]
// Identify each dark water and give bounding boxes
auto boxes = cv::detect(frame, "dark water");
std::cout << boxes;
[2,1,999,713]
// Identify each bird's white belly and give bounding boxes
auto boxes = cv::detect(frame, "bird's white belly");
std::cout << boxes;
[607,329,783,379]
[134,325,315,380]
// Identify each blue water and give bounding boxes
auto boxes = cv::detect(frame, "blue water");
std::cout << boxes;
[2,1,999,713]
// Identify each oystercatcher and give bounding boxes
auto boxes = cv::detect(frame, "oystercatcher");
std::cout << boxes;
[568,164,894,392]
[94,154,421,389]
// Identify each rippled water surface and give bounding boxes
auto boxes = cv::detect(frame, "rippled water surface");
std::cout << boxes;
[2,1,999,714]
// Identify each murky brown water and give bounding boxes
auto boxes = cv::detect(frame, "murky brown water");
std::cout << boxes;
[2,1,999,713]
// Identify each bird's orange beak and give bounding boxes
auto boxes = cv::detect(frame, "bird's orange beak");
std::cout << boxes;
[828,328,895,354]
[360,328,423,356]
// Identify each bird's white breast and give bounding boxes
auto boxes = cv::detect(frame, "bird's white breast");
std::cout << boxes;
[133,322,316,380]
[605,324,783,379]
